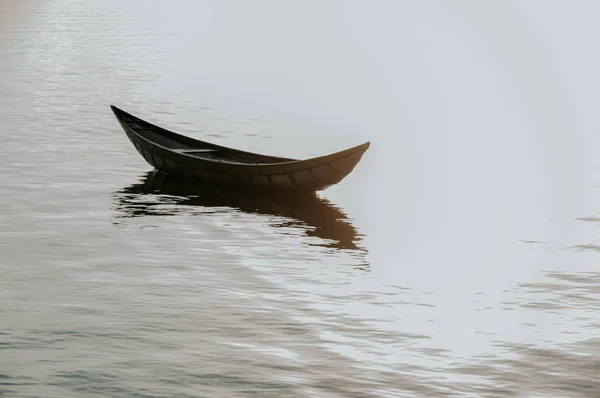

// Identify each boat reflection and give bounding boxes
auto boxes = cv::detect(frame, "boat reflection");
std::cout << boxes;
[112,171,366,253]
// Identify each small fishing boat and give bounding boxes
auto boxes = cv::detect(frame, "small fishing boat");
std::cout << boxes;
[110,105,370,191]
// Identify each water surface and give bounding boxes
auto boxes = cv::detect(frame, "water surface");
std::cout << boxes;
[2,1,600,397]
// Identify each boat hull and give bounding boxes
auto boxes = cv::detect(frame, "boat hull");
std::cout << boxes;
[111,105,370,192]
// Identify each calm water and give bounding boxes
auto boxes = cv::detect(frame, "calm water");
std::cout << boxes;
[2,1,600,397]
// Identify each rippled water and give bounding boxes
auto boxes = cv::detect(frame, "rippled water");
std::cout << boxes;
[2,1,600,397]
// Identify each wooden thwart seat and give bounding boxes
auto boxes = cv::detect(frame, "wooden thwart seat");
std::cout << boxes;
[173,148,218,154]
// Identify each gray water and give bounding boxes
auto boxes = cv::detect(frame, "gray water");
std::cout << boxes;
[1,1,600,397]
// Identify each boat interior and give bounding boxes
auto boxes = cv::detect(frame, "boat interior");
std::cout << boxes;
[112,106,296,164]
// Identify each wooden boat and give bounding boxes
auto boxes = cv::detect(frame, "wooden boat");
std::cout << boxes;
[110,105,370,192]
[113,171,367,253]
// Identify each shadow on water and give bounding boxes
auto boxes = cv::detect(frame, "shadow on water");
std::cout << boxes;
[112,171,367,254]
